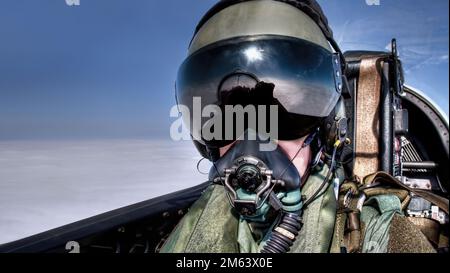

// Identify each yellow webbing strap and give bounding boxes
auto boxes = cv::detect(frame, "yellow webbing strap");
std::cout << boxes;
[353,57,383,179]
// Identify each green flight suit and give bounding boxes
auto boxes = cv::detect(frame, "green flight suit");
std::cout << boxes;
[160,166,435,253]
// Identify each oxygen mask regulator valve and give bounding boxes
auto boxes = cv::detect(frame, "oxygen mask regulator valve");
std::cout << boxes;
[217,152,305,254]
[223,159,277,217]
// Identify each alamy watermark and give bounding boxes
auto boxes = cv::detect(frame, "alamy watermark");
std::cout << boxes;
[65,0,80,6]
[365,0,381,6]
[170,97,279,151]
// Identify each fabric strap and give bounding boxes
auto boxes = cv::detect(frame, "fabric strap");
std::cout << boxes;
[360,195,402,253]
[364,172,449,214]
[353,57,383,178]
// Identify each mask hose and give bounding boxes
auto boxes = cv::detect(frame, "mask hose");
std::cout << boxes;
[260,142,341,254]
[261,212,302,253]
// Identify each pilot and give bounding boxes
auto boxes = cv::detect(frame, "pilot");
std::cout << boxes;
[161,0,442,253]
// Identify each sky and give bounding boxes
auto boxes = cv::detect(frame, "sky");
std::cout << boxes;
[0,0,448,245]
[320,0,449,112]
[0,0,448,140]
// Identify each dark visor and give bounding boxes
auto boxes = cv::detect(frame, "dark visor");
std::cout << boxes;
[176,35,342,148]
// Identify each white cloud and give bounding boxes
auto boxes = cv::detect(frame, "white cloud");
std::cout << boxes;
[0,140,207,244]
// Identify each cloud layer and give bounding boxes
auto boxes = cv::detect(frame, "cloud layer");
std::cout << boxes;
[0,139,208,244]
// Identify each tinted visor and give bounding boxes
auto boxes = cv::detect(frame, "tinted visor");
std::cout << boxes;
[176,35,341,148]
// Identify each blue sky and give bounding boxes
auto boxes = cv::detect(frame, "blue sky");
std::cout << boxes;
[0,0,448,140]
